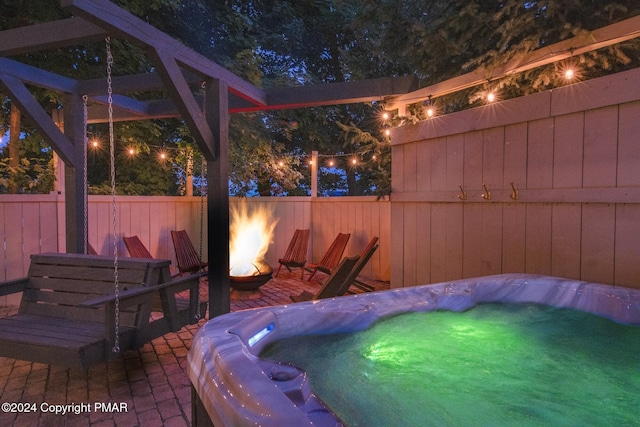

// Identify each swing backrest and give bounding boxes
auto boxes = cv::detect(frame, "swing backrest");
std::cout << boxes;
[21,253,170,326]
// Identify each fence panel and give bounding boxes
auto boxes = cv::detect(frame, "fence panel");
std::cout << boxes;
[0,195,391,307]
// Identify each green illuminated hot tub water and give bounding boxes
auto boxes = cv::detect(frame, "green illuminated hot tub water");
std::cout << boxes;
[261,304,640,426]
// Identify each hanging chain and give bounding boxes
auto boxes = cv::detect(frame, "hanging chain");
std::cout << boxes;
[106,37,120,353]
[82,95,89,255]
[195,158,207,320]
[201,80,206,117]
[199,82,206,269]
[199,157,206,267]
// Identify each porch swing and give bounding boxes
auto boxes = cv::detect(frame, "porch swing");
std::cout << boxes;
[0,38,205,369]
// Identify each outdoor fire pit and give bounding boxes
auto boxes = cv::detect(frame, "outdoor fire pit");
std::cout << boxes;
[230,260,273,299]
[228,201,278,300]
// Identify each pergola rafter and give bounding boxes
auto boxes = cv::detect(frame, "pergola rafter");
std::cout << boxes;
[2,0,640,317]
[0,74,75,164]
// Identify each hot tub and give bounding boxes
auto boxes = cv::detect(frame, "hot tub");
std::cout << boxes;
[187,274,640,426]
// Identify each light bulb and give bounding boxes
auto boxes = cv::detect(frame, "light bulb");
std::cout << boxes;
[487,92,496,103]
[564,69,574,80]
[427,108,434,118]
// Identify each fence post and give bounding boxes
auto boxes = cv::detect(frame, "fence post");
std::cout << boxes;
[311,150,318,198]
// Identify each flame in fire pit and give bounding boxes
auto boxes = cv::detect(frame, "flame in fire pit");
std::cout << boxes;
[229,201,278,277]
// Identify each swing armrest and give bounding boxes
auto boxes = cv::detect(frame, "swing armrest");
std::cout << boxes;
[81,272,205,308]
[82,285,164,308]
[161,272,206,293]
[0,277,29,297]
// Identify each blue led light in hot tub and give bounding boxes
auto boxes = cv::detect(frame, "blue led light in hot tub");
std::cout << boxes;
[248,322,274,347]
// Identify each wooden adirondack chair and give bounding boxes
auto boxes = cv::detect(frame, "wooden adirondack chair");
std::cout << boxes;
[171,230,208,276]
[306,232,350,281]
[290,236,379,302]
[123,235,153,259]
[275,229,310,279]
[345,236,379,293]
[124,234,207,326]
[290,255,360,302]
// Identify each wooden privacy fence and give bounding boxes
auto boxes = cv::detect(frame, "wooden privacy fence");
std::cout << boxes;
[390,67,640,290]
[0,195,390,307]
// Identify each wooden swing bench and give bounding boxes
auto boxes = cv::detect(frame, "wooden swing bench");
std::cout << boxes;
[0,252,205,369]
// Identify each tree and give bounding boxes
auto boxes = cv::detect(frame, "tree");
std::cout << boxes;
[1,0,639,196]
[7,104,20,193]
[345,0,640,109]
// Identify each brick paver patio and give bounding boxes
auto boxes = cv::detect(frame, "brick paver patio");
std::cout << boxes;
[0,271,388,426]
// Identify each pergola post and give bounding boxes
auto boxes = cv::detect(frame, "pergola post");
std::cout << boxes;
[205,78,230,317]
[62,93,88,254]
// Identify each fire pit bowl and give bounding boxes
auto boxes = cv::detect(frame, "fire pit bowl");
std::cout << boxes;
[229,260,273,299]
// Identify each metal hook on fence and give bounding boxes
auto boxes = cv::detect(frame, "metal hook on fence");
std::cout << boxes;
[510,182,519,200]
[457,185,467,201]
[481,183,491,200]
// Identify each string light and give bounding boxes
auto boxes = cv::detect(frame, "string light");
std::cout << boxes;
[157,149,168,162]
[560,59,580,82]
[88,134,385,171]
[425,95,435,118]
[87,134,103,151]
[563,47,578,82]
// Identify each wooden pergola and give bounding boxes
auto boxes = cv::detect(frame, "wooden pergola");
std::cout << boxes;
[1,0,638,317]
[0,0,416,317]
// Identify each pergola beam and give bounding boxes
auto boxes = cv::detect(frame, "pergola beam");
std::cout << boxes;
[78,70,209,95]
[0,17,107,56]
[0,74,75,164]
[79,73,266,114]
[0,58,78,94]
[60,0,268,109]
[250,75,419,112]
[151,50,216,160]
